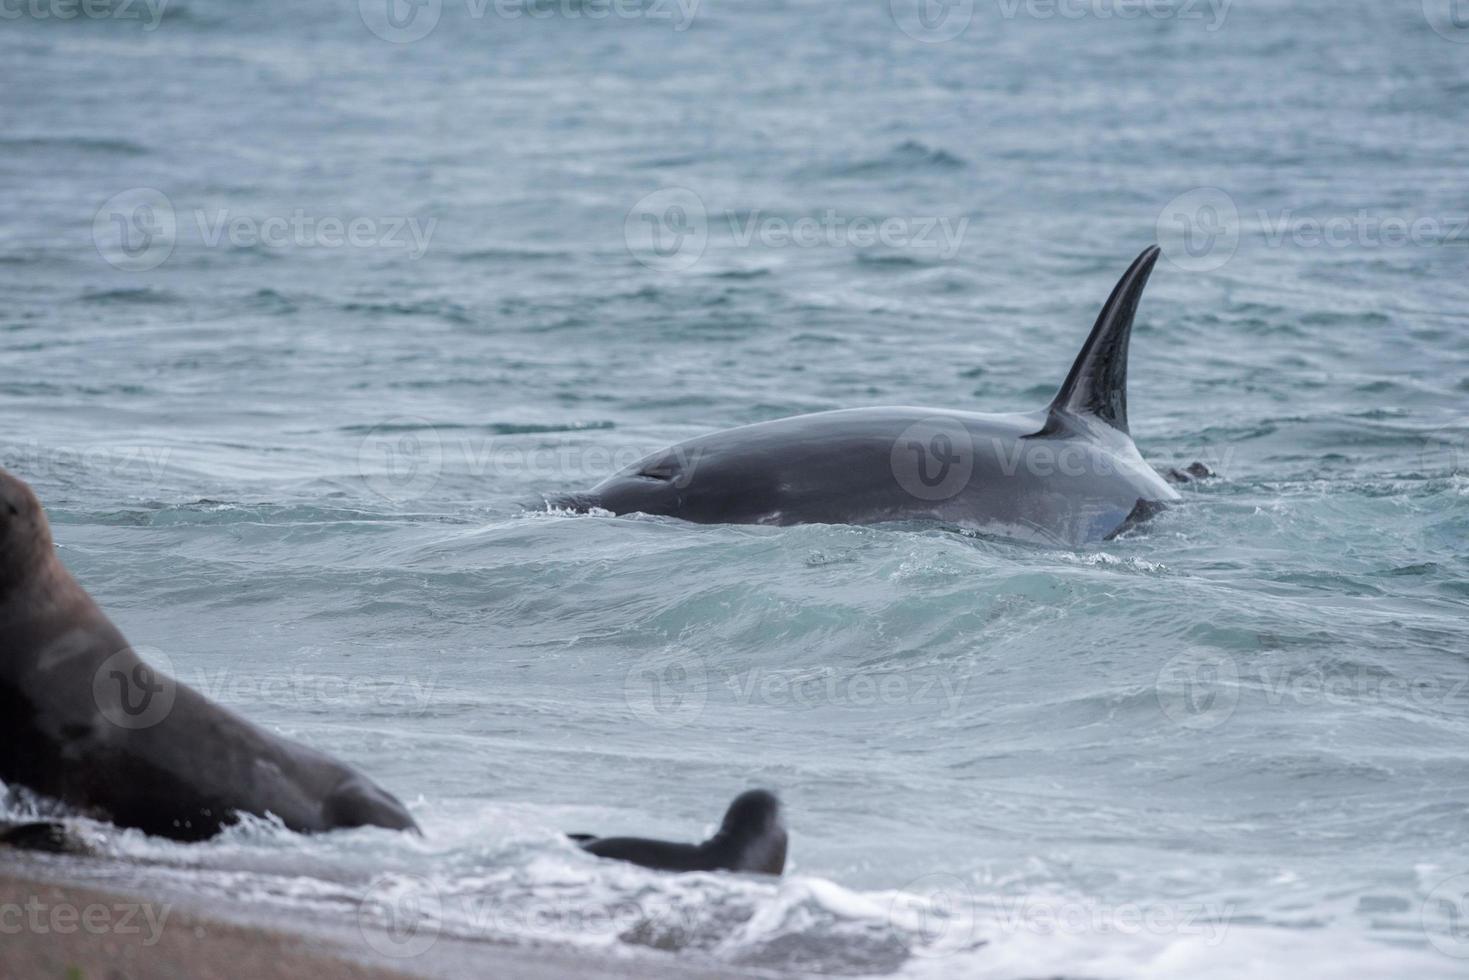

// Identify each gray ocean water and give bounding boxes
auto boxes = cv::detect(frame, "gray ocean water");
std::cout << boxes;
[4,0,1469,975]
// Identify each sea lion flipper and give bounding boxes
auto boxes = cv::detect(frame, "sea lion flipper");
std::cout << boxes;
[1104,498,1168,540]
[574,789,786,876]
[576,834,706,871]
[320,776,420,834]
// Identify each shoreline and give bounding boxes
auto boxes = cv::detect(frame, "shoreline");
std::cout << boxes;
[0,871,411,980]
[0,859,772,980]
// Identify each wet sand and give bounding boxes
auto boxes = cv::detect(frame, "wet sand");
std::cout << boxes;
[0,864,770,980]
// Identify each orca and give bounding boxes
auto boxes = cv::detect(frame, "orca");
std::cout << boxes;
[554,246,1179,546]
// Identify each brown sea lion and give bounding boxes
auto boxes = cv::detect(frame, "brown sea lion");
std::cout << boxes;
[0,467,416,840]
[0,468,786,875]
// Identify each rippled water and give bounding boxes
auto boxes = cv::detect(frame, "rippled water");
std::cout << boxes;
[4,0,1469,975]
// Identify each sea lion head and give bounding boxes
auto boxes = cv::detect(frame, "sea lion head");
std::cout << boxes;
[0,468,54,592]
[718,789,782,839]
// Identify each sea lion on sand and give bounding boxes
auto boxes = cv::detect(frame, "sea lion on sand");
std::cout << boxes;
[0,467,417,840]
[0,468,784,875]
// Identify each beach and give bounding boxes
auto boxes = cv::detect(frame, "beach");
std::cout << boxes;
[0,860,765,980]
[4,0,1469,974]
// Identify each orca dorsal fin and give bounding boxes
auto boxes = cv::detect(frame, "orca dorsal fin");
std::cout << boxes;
[1045,245,1161,435]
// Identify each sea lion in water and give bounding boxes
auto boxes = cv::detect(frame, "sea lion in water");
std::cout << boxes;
[0,468,784,874]
[554,246,1183,546]
[572,789,787,875]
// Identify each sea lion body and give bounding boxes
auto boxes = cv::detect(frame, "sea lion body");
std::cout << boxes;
[0,470,417,840]
[575,789,787,876]
[0,469,787,877]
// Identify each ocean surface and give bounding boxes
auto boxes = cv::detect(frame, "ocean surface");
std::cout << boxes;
[4,0,1469,975]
